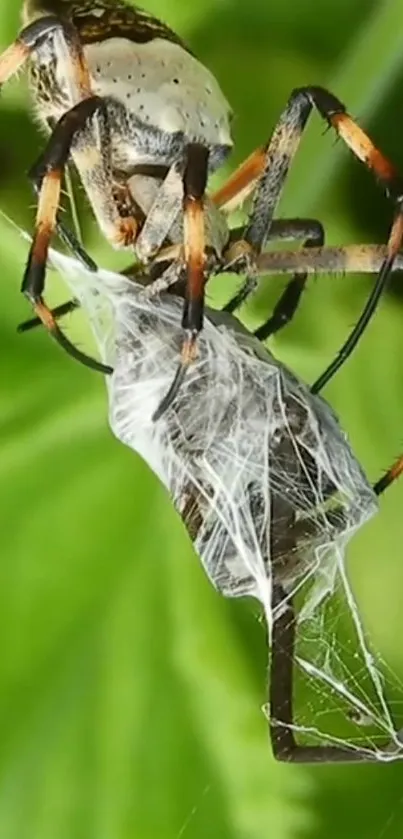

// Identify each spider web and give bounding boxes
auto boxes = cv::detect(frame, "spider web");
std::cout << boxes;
[5,210,403,761]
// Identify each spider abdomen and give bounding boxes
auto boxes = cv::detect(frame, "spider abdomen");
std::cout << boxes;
[26,1,233,170]
[86,37,232,154]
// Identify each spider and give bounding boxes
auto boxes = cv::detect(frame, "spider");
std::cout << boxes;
[3,0,403,764]
[2,0,403,417]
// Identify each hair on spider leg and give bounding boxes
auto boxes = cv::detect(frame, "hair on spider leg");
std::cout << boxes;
[56,218,98,271]
[16,240,403,391]
[17,298,81,333]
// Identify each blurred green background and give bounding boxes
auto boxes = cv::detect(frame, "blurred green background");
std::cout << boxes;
[1,1,403,837]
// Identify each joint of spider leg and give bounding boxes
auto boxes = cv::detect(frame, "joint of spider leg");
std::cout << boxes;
[10,17,59,72]
[19,16,60,48]
[222,237,258,274]
[22,291,113,376]
[303,86,347,118]
[4,15,70,87]
[1,16,74,87]
[22,228,52,303]
[182,295,203,334]
[181,331,199,366]
[17,299,80,334]
[28,158,49,194]
[28,153,61,194]
[28,97,107,194]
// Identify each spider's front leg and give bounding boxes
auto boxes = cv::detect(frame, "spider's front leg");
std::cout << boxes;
[219,87,403,389]
[239,87,403,257]
[151,143,210,421]
[23,88,148,372]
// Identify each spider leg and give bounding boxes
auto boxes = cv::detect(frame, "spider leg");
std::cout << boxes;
[17,244,403,334]
[34,153,98,272]
[270,580,403,762]
[22,96,112,374]
[144,241,403,285]
[2,14,142,371]
[254,220,324,340]
[29,163,97,273]
[311,215,403,393]
[17,300,80,334]
[2,17,98,337]
[182,145,210,345]
[242,88,403,253]
[17,246,154,334]
[254,244,403,277]
[153,143,209,421]
[212,147,267,213]
[223,218,324,328]
[268,480,403,764]
[37,113,99,272]
[134,159,185,262]
[55,218,98,271]
[69,114,140,252]
[0,16,72,84]
[219,88,403,387]
[374,456,403,496]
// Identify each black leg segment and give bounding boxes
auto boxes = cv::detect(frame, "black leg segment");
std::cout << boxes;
[22,96,112,374]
